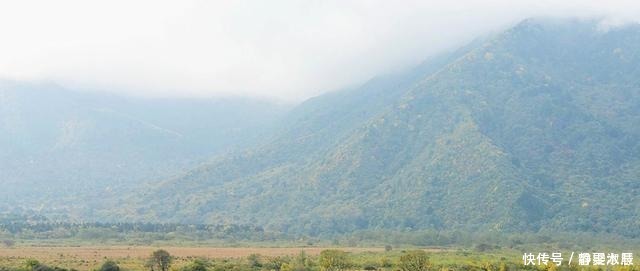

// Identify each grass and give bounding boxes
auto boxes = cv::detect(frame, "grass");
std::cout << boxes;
[0,245,463,271]
[0,243,637,271]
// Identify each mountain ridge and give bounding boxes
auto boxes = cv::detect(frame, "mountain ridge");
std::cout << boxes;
[118,18,640,237]
[2,18,638,239]
[0,81,288,217]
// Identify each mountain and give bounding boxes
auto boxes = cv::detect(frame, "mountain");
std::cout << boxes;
[0,81,288,217]
[122,18,640,238]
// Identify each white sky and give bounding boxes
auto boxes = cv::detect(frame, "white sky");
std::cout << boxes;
[1,1,640,102]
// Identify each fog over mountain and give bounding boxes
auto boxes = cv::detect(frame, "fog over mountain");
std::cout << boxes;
[108,18,640,237]
[2,1,640,101]
[2,1,640,244]
[4,2,640,271]
[0,80,288,216]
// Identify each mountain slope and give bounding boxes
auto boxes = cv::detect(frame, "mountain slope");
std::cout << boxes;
[126,18,640,237]
[0,82,288,217]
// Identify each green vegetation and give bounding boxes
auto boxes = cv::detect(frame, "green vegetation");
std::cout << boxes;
[1,248,639,271]
[178,259,207,271]
[1,19,639,270]
[0,215,280,245]
[3,215,639,249]
[146,250,171,271]
[281,251,313,271]
[119,18,640,240]
[98,261,120,271]
[398,250,429,271]
[319,250,350,271]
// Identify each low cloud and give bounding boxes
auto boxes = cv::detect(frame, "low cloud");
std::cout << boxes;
[1,0,640,102]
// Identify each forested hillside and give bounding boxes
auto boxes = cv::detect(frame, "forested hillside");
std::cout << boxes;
[0,81,287,217]
[123,19,640,238]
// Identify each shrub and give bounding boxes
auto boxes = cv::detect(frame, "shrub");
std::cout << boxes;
[99,260,120,271]
[399,250,430,271]
[319,250,350,271]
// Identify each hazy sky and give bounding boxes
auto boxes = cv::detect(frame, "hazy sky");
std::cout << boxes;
[1,1,640,102]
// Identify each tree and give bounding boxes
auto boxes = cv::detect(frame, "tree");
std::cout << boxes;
[265,256,286,271]
[147,249,172,271]
[247,254,262,268]
[25,259,40,270]
[399,250,430,271]
[99,260,120,271]
[319,250,350,271]
[283,251,312,271]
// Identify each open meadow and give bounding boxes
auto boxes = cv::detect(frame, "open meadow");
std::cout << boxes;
[0,246,485,271]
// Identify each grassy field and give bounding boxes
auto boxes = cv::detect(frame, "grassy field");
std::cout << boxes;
[0,246,453,270]
[0,245,637,271]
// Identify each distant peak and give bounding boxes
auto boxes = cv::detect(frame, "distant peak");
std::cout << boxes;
[509,16,640,35]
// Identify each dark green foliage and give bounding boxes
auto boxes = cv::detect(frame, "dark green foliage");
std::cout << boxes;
[24,260,40,270]
[32,266,53,271]
[98,261,119,271]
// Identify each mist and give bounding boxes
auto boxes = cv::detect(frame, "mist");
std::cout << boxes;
[2,0,640,102]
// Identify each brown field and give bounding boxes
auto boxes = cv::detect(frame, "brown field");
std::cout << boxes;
[0,246,399,270]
